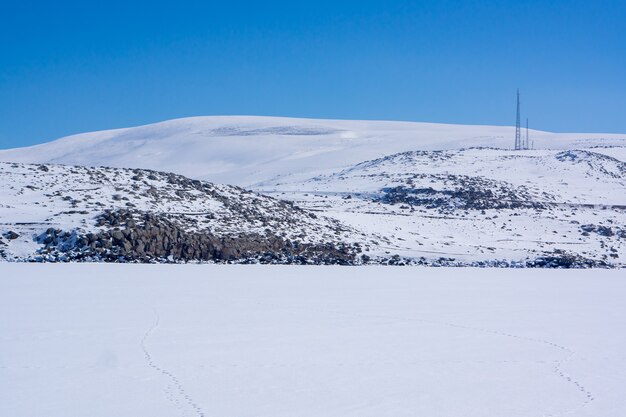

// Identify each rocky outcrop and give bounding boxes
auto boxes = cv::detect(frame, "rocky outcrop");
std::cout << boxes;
[363,253,613,268]
[379,182,547,212]
[3,231,20,240]
[580,223,625,238]
[35,209,360,264]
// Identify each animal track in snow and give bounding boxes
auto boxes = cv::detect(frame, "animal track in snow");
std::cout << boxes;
[263,302,595,417]
[141,313,206,417]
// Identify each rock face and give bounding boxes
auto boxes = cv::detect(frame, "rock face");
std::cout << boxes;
[36,209,359,264]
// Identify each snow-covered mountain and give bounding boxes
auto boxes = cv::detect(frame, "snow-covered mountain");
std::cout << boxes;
[1,116,625,266]
[2,116,626,186]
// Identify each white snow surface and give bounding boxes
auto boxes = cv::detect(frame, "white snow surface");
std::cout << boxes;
[1,264,625,417]
[1,116,626,186]
[260,148,626,264]
[1,116,625,264]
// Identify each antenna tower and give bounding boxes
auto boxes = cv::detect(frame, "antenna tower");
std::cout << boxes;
[525,118,529,150]
[515,89,522,150]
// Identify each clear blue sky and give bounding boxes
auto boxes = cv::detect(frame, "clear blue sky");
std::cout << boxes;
[1,0,625,148]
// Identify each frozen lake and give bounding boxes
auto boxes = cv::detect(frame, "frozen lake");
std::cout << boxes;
[1,264,625,417]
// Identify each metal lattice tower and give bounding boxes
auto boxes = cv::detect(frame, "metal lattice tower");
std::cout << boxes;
[525,118,529,150]
[514,89,522,150]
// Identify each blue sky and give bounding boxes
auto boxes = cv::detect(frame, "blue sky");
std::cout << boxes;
[1,0,625,148]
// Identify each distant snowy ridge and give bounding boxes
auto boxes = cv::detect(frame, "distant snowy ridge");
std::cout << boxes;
[1,116,625,186]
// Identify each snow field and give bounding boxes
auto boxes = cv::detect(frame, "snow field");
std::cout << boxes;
[1,264,625,417]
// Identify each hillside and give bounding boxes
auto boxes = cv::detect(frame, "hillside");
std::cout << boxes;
[1,117,625,267]
[258,148,626,267]
[0,162,364,264]
[2,116,626,187]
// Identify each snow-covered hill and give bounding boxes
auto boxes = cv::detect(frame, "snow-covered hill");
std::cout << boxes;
[2,116,626,186]
[1,117,625,266]
[0,162,364,263]
[258,148,626,266]
[0,155,624,266]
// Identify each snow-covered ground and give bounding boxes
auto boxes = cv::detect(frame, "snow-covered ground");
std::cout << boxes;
[1,264,625,417]
[2,116,626,186]
[0,162,360,262]
[260,148,626,264]
[1,116,624,265]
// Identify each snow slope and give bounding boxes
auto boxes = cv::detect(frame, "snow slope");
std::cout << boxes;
[2,264,625,417]
[260,148,626,265]
[2,116,626,186]
[1,153,624,265]
[0,162,363,262]
[1,117,625,265]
